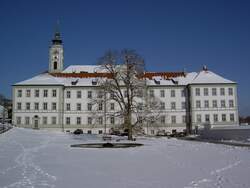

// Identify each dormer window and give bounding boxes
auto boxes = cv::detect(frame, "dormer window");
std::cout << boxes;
[54,61,57,70]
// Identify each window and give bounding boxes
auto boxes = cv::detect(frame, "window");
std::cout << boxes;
[205,114,210,122]
[52,103,57,110]
[34,103,39,110]
[87,103,92,111]
[228,88,233,96]
[66,91,71,98]
[151,130,155,135]
[87,117,92,125]
[181,89,185,97]
[98,117,103,125]
[87,91,92,99]
[204,88,209,96]
[43,90,48,97]
[77,103,81,111]
[35,90,39,97]
[98,103,103,111]
[229,100,234,108]
[182,115,186,123]
[212,100,217,108]
[54,61,57,70]
[42,117,47,125]
[150,116,155,124]
[171,102,176,110]
[196,114,201,123]
[170,90,175,97]
[98,130,103,134]
[110,92,115,99]
[25,117,30,125]
[52,117,57,124]
[204,100,209,108]
[26,103,30,110]
[220,88,225,96]
[16,117,21,125]
[77,91,81,98]
[87,130,92,134]
[138,103,143,111]
[43,103,48,110]
[160,90,165,98]
[17,90,22,97]
[26,90,31,97]
[138,116,143,124]
[212,88,217,96]
[213,114,218,122]
[124,90,128,97]
[196,100,201,108]
[136,89,143,97]
[181,102,186,109]
[76,117,81,125]
[110,103,115,110]
[171,116,176,124]
[149,90,154,97]
[52,90,57,97]
[66,103,71,111]
[195,88,200,96]
[97,91,103,98]
[160,116,165,124]
[222,114,226,122]
[66,117,70,125]
[221,100,226,108]
[230,114,235,122]
[160,102,165,110]
[110,116,115,124]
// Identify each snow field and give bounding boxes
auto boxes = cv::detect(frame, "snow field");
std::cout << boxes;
[0,128,250,188]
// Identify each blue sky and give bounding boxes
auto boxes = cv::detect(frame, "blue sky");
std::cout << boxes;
[0,0,250,115]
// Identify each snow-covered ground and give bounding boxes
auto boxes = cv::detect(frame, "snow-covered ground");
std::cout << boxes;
[1,128,250,188]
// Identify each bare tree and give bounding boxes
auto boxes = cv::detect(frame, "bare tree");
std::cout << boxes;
[93,49,163,140]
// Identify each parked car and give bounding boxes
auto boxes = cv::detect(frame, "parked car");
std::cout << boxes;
[156,130,166,136]
[110,130,120,135]
[119,129,129,136]
[73,129,83,135]
[120,132,128,136]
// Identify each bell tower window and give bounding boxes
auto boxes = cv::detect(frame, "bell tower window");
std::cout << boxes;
[54,61,57,70]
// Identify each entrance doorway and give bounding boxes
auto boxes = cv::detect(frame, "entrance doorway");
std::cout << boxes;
[34,119,38,129]
[33,115,39,129]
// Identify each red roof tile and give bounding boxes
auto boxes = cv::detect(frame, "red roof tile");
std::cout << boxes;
[50,71,185,79]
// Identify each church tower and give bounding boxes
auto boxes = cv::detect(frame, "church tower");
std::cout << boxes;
[49,28,64,73]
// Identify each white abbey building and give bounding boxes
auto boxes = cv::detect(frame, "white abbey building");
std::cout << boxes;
[12,31,239,135]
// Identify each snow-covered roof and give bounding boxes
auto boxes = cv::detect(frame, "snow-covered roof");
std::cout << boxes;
[191,70,235,84]
[14,74,65,86]
[14,66,236,86]
[13,73,98,87]
[63,65,102,73]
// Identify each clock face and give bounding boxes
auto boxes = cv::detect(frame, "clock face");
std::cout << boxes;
[53,50,59,55]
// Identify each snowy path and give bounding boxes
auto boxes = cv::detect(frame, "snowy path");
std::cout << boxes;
[1,128,250,188]
[0,129,57,188]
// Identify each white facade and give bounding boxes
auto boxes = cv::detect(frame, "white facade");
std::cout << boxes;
[12,32,239,135]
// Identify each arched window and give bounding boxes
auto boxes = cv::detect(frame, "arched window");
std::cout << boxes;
[54,61,57,70]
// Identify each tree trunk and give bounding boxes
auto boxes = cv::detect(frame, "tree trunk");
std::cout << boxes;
[128,122,133,140]
[125,113,133,140]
